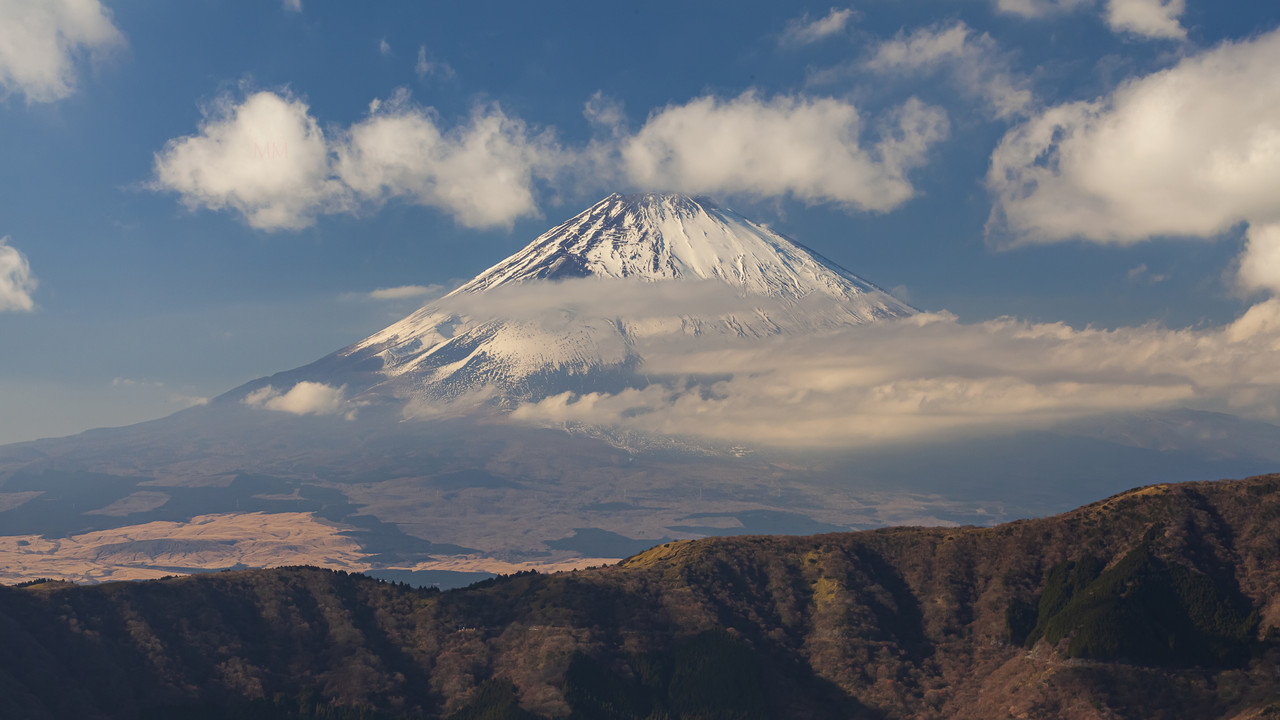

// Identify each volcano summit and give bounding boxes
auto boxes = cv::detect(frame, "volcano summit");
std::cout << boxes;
[243,192,915,407]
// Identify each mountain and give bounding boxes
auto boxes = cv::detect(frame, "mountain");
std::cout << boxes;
[453,192,908,298]
[2,474,1278,719]
[2,193,1279,587]
[0,193,941,584]
[243,192,914,404]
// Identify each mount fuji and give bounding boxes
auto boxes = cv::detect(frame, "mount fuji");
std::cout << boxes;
[3,193,1279,586]
[240,192,914,407]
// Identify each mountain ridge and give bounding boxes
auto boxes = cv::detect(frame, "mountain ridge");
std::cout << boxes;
[2,473,1278,719]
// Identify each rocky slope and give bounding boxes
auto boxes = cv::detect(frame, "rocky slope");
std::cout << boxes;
[2,474,1278,719]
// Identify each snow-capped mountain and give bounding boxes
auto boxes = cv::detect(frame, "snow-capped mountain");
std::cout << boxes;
[11,194,1280,584]
[251,193,914,404]
[452,192,910,302]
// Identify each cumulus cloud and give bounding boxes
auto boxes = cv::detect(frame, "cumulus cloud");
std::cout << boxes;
[864,22,1032,120]
[1238,224,1280,296]
[1105,0,1185,40]
[153,89,565,231]
[243,381,346,416]
[620,92,948,212]
[0,236,37,312]
[152,91,341,231]
[379,39,391,56]
[987,27,1280,293]
[155,88,946,229]
[0,0,123,103]
[283,0,302,12]
[335,93,561,229]
[504,300,1280,448]
[781,8,853,46]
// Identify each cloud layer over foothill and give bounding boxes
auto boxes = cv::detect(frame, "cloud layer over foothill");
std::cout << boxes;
[502,296,1280,448]
[367,277,1280,449]
[243,381,347,416]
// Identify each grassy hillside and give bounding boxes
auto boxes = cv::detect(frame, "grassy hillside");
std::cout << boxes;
[2,475,1279,719]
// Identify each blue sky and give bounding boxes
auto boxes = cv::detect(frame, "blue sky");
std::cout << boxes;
[2,0,1279,444]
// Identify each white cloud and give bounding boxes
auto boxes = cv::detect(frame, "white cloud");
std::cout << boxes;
[335,93,563,229]
[153,89,564,231]
[991,0,1183,41]
[1106,0,1185,39]
[156,86,957,230]
[371,278,1280,448]
[415,45,455,80]
[0,236,36,312]
[865,22,1033,119]
[283,0,302,12]
[620,92,948,212]
[0,0,123,103]
[781,8,853,46]
[242,386,275,406]
[987,26,1280,278]
[993,0,1093,19]
[360,284,445,301]
[504,300,1280,448]
[379,39,391,56]
[152,91,342,231]
[1238,224,1280,296]
[243,381,346,416]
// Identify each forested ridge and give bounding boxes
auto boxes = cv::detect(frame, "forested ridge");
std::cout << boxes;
[3,475,1280,719]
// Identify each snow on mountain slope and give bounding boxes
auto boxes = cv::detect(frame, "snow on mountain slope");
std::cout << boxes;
[269,193,915,404]
[451,192,912,304]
